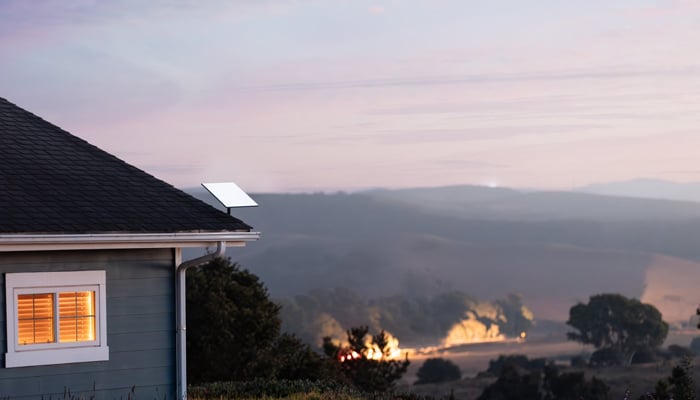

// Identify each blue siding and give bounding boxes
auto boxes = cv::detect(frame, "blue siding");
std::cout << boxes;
[0,249,176,399]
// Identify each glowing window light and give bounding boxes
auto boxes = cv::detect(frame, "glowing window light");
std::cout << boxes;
[16,291,96,346]
[59,291,96,343]
[17,293,54,345]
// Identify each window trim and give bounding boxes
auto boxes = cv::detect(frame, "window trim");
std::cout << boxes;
[5,271,109,368]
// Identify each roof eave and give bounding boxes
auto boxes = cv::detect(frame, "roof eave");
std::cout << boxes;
[0,232,261,252]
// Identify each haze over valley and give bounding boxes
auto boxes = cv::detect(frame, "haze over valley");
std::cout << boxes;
[188,179,700,349]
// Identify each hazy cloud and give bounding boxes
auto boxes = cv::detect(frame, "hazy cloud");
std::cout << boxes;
[237,67,700,93]
[364,124,609,145]
[430,159,509,169]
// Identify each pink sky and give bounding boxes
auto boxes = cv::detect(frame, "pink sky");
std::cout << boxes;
[2,0,699,192]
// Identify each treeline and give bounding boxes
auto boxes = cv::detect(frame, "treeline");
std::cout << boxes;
[186,257,412,392]
[278,288,534,347]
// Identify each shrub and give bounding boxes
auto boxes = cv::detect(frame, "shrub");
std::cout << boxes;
[667,344,694,359]
[189,380,441,400]
[478,363,610,400]
[189,379,362,399]
[690,337,700,355]
[415,358,462,384]
[486,355,546,375]
[631,347,659,364]
[570,354,588,368]
[323,326,410,392]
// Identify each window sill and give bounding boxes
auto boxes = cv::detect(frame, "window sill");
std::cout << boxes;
[5,346,109,368]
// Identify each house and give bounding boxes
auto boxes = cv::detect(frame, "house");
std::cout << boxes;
[0,97,259,399]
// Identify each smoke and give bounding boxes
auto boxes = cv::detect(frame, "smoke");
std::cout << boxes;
[278,288,534,349]
[310,312,346,346]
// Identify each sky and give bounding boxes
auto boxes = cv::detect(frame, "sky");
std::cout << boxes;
[1,0,700,192]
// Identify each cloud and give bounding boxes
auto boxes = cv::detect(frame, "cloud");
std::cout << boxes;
[628,0,700,18]
[430,159,508,169]
[235,67,700,93]
[363,124,609,145]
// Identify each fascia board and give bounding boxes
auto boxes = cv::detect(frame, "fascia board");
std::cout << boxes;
[0,232,260,252]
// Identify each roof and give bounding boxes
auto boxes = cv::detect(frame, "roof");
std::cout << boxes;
[0,97,252,234]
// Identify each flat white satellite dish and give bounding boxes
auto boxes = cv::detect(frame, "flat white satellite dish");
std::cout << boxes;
[202,182,258,214]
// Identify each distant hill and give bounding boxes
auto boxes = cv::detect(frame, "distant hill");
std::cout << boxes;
[185,186,700,322]
[367,184,700,221]
[578,178,700,203]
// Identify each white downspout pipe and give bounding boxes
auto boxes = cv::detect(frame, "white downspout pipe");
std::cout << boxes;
[176,241,226,400]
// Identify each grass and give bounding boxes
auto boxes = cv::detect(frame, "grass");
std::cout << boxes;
[188,379,449,400]
[190,393,363,400]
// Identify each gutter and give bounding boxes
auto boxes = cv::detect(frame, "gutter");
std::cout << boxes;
[175,241,226,400]
[0,231,259,243]
[0,232,260,252]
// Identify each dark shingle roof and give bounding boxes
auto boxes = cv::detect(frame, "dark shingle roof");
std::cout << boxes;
[0,97,251,234]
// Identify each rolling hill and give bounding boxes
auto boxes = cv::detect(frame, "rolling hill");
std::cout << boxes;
[186,186,700,323]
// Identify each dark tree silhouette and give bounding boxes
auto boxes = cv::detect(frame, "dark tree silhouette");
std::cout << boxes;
[186,257,281,383]
[567,293,668,365]
[415,358,462,384]
[323,326,410,392]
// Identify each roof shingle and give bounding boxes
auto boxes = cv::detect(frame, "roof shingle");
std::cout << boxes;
[0,97,252,234]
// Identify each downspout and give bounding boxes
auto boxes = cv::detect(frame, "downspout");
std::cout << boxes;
[176,241,226,400]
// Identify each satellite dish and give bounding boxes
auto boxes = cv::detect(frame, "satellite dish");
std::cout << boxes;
[202,182,258,214]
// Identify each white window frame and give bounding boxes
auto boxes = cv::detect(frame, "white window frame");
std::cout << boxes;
[5,270,109,368]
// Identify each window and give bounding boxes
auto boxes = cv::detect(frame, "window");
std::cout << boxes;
[5,271,108,368]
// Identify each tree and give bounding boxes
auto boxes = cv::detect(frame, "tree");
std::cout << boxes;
[690,337,700,355]
[486,354,547,375]
[255,332,343,382]
[542,364,609,400]
[651,356,695,400]
[477,361,609,400]
[415,358,462,384]
[477,364,541,400]
[186,257,281,383]
[566,293,668,366]
[323,326,410,392]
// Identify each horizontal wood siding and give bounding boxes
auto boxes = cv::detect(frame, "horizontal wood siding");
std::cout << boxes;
[0,249,175,399]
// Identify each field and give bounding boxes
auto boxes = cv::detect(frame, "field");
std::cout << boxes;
[189,332,700,400]
[397,331,700,399]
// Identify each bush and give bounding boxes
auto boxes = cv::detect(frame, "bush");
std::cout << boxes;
[543,365,609,400]
[570,354,588,368]
[631,347,659,364]
[650,357,695,400]
[477,363,610,400]
[415,358,462,384]
[189,380,442,400]
[323,326,410,392]
[690,337,700,355]
[254,333,345,382]
[477,364,541,400]
[667,344,694,359]
[189,379,362,399]
[486,355,546,375]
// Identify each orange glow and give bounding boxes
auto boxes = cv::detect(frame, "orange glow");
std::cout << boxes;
[17,291,96,346]
[17,293,54,345]
[442,317,505,347]
[337,330,406,362]
[339,350,362,362]
[59,291,96,342]
[365,331,403,360]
